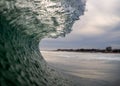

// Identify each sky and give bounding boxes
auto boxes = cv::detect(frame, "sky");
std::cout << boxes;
[40,0,120,50]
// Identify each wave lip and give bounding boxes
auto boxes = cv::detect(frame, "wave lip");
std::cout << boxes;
[0,0,86,38]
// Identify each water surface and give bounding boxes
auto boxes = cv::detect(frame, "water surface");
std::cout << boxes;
[42,51,120,86]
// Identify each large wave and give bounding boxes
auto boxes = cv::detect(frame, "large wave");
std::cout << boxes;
[0,0,86,86]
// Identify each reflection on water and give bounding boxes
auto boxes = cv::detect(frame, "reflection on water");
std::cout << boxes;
[41,51,120,85]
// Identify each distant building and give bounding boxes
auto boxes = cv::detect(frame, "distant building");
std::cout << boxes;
[106,46,112,52]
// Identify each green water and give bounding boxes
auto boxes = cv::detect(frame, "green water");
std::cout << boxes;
[0,0,86,86]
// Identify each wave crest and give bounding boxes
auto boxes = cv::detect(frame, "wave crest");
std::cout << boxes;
[0,0,86,38]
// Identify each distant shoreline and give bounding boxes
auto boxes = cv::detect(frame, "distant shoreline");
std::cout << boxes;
[55,48,120,54]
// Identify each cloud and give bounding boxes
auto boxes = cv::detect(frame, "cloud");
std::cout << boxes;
[72,0,120,37]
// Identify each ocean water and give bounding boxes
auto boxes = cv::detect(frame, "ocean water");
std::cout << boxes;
[0,0,86,86]
[42,51,120,86]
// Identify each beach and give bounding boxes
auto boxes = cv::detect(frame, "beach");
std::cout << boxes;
[41,51,120,86]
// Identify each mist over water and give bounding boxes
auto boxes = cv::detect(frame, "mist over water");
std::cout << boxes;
[0,0,86,86]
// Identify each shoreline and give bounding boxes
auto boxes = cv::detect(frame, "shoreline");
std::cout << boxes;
[54,47,120,54]
[45,50,120,54]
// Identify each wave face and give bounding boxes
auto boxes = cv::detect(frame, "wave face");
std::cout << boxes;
[0,0,86,86]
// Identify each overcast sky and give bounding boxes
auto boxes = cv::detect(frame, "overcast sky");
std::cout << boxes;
[40,0,120,50]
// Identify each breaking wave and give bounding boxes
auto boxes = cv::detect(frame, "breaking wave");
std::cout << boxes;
[0,0,86,86]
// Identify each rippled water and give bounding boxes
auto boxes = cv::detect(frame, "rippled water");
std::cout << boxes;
[42,51,120,86]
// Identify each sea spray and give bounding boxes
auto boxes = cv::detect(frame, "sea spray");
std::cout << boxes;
[0,0,86,86]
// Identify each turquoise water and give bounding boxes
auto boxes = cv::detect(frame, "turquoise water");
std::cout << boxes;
[0,0,86,86]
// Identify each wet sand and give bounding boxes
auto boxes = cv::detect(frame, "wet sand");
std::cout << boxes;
[41,51,120,86]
